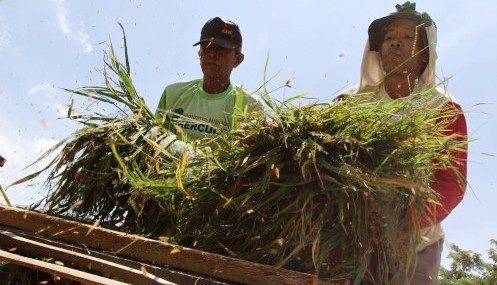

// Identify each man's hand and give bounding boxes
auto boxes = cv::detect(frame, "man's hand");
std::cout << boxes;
[333,94,349,103]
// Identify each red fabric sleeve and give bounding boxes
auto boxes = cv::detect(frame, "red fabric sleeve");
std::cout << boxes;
[420,102,468,228]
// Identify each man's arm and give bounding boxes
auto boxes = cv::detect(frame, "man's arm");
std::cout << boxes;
[421,102,468,228]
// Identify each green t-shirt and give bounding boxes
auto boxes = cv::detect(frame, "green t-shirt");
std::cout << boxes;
[156,79,262,140]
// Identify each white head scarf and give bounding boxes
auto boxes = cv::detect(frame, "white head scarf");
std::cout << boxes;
[358,13,438,92]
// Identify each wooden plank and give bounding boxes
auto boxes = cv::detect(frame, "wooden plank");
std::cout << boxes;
[0,205,326,285]
[0,248,128,285]
[0,225,233,285]
[0,227,176,285]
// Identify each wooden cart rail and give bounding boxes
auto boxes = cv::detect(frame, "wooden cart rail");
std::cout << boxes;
[0,205,349,285]
[0,225,224,285]
[0,247,129,285]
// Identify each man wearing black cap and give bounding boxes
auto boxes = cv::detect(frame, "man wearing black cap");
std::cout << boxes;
[156,17,262,141]
[343,2,468,284]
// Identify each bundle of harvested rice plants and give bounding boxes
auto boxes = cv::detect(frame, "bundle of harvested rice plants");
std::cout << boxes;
[168,92,465,284]
[27,26,466,284]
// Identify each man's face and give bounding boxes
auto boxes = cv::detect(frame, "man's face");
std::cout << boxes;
[380,18,428,77]
[198,42,244,80]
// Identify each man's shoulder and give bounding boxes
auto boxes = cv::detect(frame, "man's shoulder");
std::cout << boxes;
[339,84,361,95]
[231,84,264,111]
[161,79,202,103]
[158,79,201,110]
[165,78,202,91]
[332,84,380,103]
[420,85,461,109]
[433,86,459,104]
[231,84,257,97]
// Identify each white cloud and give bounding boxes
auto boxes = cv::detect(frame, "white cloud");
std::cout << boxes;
[0,124,41,184]
[28,83,58,96]
[0,8,12,48]
[0,27,12,48]
[28,83,63,106]
[57,7,71,36]
[32,137,60,156]
[78,24,94,53]
[54,1,94,53]
[0,115,61,174]
[27,83,73,125]
[0,128,57,206]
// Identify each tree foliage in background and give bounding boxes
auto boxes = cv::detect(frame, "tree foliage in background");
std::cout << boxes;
[439,239,497,285]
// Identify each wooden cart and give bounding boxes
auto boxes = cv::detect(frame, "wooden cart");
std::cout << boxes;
[0,205,348,285]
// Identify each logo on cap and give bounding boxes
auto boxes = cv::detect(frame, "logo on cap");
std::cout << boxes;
[222,28,234,35]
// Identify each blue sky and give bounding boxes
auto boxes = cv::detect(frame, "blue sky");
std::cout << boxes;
[1,0,496,268]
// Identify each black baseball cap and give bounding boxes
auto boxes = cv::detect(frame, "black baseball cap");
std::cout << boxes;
[368,2,434,51]
[193,17,242,49]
